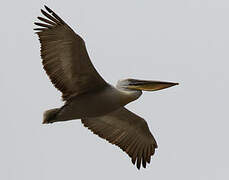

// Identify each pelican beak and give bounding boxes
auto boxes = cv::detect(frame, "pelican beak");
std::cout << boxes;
[126,79,179,91]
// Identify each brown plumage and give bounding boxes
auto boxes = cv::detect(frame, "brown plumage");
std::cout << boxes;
[35,6,106,101]
[34,5,178,169]
[82,107,157,169]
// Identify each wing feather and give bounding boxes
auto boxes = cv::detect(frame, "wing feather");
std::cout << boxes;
[81,107,157,169]
[34,6,107,100]
[142,145,147,168]
[37,16,56,25]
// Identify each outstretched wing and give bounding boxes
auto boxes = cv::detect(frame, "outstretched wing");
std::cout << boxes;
[34,6,107,100]
[81,107,158,169]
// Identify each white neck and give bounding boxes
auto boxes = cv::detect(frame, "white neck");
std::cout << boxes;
[117,87,142,105]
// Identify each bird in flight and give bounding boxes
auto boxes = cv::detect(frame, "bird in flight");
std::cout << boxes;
[34,5,178,169]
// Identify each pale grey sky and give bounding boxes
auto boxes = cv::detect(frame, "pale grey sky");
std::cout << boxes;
[1,0,229,179]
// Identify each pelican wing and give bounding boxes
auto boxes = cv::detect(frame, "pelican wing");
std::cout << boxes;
[81,107,157,169]
[34,6,107,100]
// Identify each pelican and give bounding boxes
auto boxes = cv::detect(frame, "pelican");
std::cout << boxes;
[34,6,178,169]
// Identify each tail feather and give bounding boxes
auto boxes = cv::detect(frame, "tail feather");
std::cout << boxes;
[43,108,59,124]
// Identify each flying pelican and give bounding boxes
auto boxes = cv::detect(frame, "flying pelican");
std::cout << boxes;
[34,6,178,169]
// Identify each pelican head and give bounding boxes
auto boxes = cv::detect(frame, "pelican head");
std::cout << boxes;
[117,78,179,92]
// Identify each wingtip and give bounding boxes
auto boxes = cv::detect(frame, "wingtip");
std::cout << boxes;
[44,5,52,13]
[142,160,146,168]
[131,158,136,165]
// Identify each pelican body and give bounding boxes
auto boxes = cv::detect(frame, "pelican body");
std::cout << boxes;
[49,84,141,122]
[34,6,178,169]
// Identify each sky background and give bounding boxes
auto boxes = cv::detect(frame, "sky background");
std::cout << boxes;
[1,0,229,179]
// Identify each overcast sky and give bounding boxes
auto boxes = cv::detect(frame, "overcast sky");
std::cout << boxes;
[1,0,229,179]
